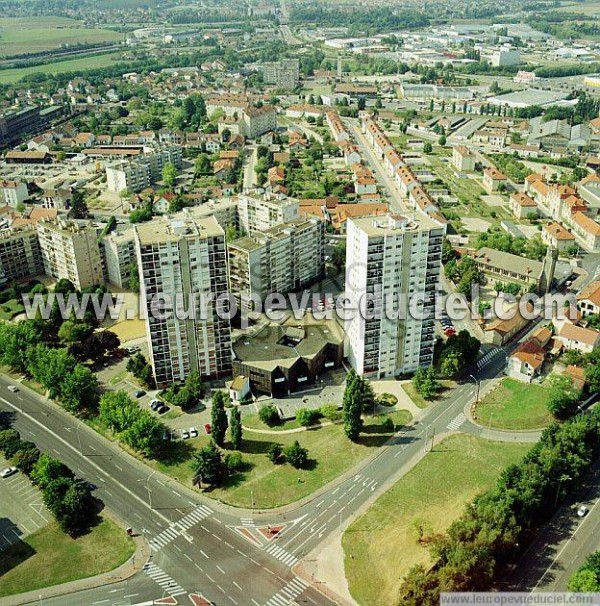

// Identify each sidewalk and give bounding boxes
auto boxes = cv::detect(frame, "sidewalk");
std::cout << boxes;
[2,527,150,606]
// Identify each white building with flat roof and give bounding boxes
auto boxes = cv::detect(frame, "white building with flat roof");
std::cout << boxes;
[237,192,299,234]
[135,215,232,386]
[345,213,445,378]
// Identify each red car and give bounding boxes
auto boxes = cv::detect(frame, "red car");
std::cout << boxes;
[204,423,212,434]
[444,326,456,337]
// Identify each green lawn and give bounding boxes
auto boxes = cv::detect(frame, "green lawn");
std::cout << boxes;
[0,299,24,321]
[242,413,305,432]
[401,380,456,409]
[149,410,412,509]
[474,378,552,430]
[0,52,125,84]
[0,17,122,57]
[0,516,134,597]
[343,435,530,606]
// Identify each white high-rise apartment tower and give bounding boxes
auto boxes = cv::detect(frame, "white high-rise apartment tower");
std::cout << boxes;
[345,213,445,378]
[135,215,232,387]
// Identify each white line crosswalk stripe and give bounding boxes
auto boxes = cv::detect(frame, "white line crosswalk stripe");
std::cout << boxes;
[241,518,254,526]
[446,412,466,431]
[265,543,298,566]
[150,506,213,552]
[264,576,309,606]
[143,563,186,596]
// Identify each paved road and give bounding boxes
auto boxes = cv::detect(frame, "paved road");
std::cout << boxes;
[0,378,334,606]
[504,459,600,593]
[0,333,537,605]
[243,145,257,192]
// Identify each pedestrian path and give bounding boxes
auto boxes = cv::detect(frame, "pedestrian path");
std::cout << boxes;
[446,412,466,431]
[143,562,186,597]
[264,577,309,606]
[149,505,212,552]
[265,542,298,566]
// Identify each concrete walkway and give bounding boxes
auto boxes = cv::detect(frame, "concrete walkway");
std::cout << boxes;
[3,523,150,606]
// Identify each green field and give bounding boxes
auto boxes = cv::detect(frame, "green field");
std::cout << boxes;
[0,516,134,597]
[0,17,122,58]
[0,299,24,321]
[556,0,600,14]
[0,52,125,84]
[475,377,552,430]
[343,435,530,606]
[149,410,412,509]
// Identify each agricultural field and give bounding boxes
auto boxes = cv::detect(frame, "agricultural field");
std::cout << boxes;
[0,17,123,58]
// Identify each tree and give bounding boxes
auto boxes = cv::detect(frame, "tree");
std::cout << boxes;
[230,407,242,450]
[31,453,73,488]
[344,394,363,442]
[211,391,228,447]
[268,443,283,464]
[259,404,280,427]
[0,429,21,457]
[186,371,205,401]
[13,444,40,475]
[121,411,164,457]
[60,364,98,414]
[193,443,227,486]
[413,366,439,399]
[58,320,94,344]
[70,189,89,219]
[162,162,178,189]
[43,477,93,535]
[283,441,309,469]
[423,142,433,154]
[547,376,580,420]
[438,135,447,146]
[569,569,600,592]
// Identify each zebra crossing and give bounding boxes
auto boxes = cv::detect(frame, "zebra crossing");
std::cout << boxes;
[143,562,186,597]
[265,542,298,566]
[477,348,501,371]
[264,577,309,606]
[446,412,466,431]
[149,505,212,552]
[241,517,254,526]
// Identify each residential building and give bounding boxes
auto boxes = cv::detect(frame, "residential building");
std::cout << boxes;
[555,321,600,353]
[237,193,299,234]
[570,212,600,251]
[0,224,43,285]
[452,145,476,172]
[345,213,445,378]
[509,192,538,219]
[241,105,277,139]
[491,48,521,67]
[0,180,28,207]
[507,339,545,383]
[135,215,232,386]
[36,219,104,290]
[483,167,508,193]
[101,227,136,289]
[542,222,576,252]
[228,217,324,309]
[0,106,41,147]
[577,280,600,316]
[260,59,300,90]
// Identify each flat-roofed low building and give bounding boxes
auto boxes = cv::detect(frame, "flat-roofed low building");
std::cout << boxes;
[232,317,344,397]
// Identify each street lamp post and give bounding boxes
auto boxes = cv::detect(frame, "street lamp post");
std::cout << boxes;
[469,374,480,404]
[137,470,156,510]
[251,490,254,517]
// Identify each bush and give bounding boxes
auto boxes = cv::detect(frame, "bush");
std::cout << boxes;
[259,404,280,427]
[321,404,342,422]
[225,451,244,472]
[296,407,321,427]
[378,393,398,407]
[268,443,283,464]
[283,441,309,469]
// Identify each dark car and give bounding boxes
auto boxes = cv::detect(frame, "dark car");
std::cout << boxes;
[135,390,146,398]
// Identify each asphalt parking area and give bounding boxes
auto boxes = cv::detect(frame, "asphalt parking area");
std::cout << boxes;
[0,458,50,551]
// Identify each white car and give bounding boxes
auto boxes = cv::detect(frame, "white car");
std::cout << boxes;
[0,466,17,478]
[189,427,198,438]
[7,385,18,392]
[577,505,589,518]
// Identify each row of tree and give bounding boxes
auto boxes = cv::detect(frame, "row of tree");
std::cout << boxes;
[399,410,600,603]
[0,426,94,536]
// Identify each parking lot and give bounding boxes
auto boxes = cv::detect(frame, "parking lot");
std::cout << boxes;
[0,459,50,551]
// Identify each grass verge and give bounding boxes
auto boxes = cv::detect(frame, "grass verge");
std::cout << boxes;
[149,410,412,509]
[474,377,552,430]
[0,516,134,597]
[401,380,456,409]
[343,434,529,606]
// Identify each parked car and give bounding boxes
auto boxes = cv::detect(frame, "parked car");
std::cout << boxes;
[577,505,589,518]
[181,430,190,440]
[135,390,146,398]
[7,385,18,393]
[204,423,212,434]
[0,466,17,478]
[149,399,161,410]
[156,405,169,415]
[189,427,199,438]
